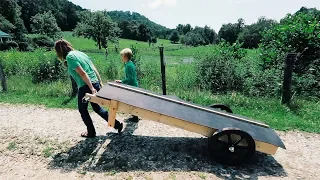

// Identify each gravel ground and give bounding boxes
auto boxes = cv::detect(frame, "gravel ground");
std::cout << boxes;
[0,103,319,180]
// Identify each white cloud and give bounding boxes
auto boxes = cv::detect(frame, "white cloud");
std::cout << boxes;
[148,0,177,9]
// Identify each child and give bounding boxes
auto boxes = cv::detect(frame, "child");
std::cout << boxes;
[54,39,123,138]
[116,48,140,122]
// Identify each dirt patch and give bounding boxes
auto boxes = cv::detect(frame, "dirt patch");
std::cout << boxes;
[0,103,319,179]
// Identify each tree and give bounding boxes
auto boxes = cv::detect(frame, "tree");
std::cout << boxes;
[176,24,184,34]
[107,10,169,39]
[30,11,62,39]
[238,17,277,48]
[261,8,320,71]
[218,18,244,44]
[184,31,205,46]
[0,0,26,41]
[204,25,218,44]
[0,14,15,33]
[138,24,151,42]
[169,30,180,43]
[17,0,84,32]
[260,7,320,97]
[73,11,121,49]
[183,24,192,35]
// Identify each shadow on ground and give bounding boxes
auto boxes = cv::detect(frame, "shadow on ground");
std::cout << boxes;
[49,122,287,179]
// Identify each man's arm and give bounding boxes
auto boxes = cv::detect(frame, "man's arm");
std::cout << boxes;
[75,66,97,93]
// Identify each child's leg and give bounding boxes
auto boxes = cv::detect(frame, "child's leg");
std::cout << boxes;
[78,85,96,137]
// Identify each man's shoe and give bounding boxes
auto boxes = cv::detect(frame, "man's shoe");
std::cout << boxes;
[128,116,140,122]
[118,122,123,134]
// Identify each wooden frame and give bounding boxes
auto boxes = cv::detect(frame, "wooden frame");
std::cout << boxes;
[108,82,269,128]
[84,93,279,155]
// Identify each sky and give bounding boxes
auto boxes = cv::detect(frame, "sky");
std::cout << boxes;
[70,0,320,32]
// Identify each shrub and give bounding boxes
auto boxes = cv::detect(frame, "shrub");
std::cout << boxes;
[0,43,9,51]
[30,54,66,83]
[32,35,54,49]
[0,41,19,51]
[196,41,248,93]
[105,58,119,80]
[6,41,19,49]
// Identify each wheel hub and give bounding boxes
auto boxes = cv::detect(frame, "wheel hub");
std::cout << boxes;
[229,146,235,152]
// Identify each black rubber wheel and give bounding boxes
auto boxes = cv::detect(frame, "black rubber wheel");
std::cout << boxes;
[208,128,255,166]
[209,104,233,113]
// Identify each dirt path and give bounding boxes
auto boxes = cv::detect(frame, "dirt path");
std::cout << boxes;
[0,103,319,180]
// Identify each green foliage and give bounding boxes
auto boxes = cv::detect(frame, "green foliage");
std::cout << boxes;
[176,24,193,35]
[0,41,18,51]
[32,35,54,49]
[238,17,277,49]
[0,14,15,32]
[261,8,320,66]
[17,0,84,32]
[218,18,244,44]
[260,7,320,97]
[30,11,62,39]
[151,37,157,43]
[184,31,205,46]
[30,55,66,83]
[6,41,18,49]
[73,11,121,49]
[107,10,170,39]
[106,58,119,80]
[18,42,30,51]
[0,0,27,42]
[183,26,217,46]
[169,30,180,43]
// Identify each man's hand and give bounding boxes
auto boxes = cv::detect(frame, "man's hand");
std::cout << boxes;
[115,80,122,83]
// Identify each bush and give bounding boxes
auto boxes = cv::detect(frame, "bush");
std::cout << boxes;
[32,35,54,49]
[0,43,9,51]
[6,41,19,49]
[105,59,119,80]
[0,41,19,51]
[259,8,320,98]
[30,54,66,83]
[196,42,247,93]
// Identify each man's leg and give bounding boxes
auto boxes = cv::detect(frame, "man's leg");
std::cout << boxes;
[78,85,96,137]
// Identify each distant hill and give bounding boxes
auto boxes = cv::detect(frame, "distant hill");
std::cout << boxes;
[7,1,172,39]
[107,11,172,39]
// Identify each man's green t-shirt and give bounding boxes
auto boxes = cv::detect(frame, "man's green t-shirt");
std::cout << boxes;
[66,51,98,88]
[122,60,138,87]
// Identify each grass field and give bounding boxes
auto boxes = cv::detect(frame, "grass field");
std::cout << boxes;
[0,32,319,133]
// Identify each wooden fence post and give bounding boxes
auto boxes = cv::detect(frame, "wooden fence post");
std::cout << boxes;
[159,46,167,95]
[0,62,7,92]
[282,53,297,105]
